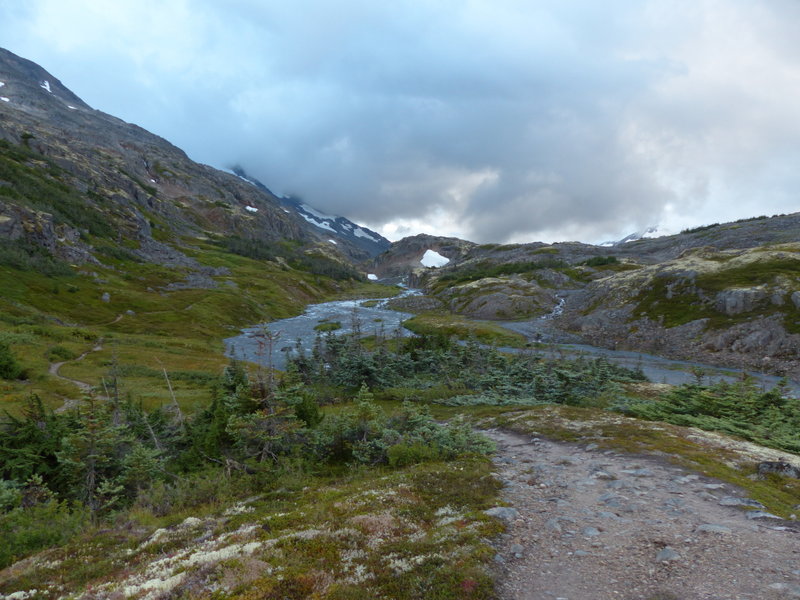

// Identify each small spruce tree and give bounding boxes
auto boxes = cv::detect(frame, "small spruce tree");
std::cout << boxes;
[0,342,21,380]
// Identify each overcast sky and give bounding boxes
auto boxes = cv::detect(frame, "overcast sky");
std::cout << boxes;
[2,0,799,244]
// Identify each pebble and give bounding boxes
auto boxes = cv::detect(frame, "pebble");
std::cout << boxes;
[745,510,782,520]
[546,518,562,532]
[485,507,520,522]
[621,468,654,477]
[582,527,601,537]
[585,443,599,451]
[656,547,681,562]
[768,583,800,597]
[696,524,732,534]
[510,543,524,558]
[719,496,765,509]
[696,491,718,502]
[597,511,621,520]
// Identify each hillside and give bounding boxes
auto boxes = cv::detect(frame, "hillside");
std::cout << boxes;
[377,215,800,379]
[0,47,393,414]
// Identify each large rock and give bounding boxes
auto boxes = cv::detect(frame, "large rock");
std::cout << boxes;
[714,288,767,315]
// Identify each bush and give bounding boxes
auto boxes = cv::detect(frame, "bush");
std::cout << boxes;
[387,442,440,467]
[0,341,22,380]
[582,256,619,267]
[0,238,74,277]
[0,500,89,568]
[314,393,493,466]
[47,345,77,362]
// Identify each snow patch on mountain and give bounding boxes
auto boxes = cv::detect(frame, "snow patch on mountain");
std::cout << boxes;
[0,81,5,87]
[40,80,51,93]
[601,226,660,247]
[367,274,378,281]
[245,206,258,213]
[354,228,380,242]
[228,166,390,257]
[302,204,336,221]
[0,97,8,102]
[300,213,335,232]
[420,249,449,268]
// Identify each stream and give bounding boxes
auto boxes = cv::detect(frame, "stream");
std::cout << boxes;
[225,290,800,397]
[224,291,418,371]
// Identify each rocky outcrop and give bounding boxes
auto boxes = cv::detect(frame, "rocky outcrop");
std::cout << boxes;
[556,246,800,378]
[439,276,557,320]
[371,233,475,279]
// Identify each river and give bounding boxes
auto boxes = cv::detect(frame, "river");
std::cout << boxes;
[225,291,800,397]
[224,292,417,371]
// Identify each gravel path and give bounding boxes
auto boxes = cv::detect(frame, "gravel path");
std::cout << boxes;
[485,429,800,600]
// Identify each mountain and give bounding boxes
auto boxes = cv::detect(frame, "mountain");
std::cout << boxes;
[230,166,390,258]
[3,49,800,600]
[0,47,378,271]
[600,226,660,247]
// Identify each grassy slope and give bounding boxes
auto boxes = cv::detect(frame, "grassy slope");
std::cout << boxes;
[0,244,397,414]
[402,312,527,347]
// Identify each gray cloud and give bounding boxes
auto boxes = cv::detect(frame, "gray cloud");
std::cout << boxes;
[2,0,799,243]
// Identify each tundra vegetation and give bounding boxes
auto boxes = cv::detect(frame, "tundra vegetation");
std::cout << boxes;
[2,137,799,597]
[3,315,800,598]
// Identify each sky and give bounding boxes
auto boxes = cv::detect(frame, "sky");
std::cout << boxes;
[1,0,799,244]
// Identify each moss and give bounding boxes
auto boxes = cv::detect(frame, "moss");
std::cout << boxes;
[695,256,800,290]
[402,313,526,348]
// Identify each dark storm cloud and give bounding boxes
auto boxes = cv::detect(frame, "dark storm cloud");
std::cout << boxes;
[2,0,799,242]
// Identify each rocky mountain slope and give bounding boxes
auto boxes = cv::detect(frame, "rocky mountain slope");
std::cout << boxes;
[379,214,800,378]
[230,166,390,258]
[0,47,379,270]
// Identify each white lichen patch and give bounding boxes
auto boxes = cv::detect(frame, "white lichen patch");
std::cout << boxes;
[342,563,373,585]
[223,502,255,516]
[180,516,204,528]
[4,589,39,600]
[686,428,800,466]
[137,527,171,550]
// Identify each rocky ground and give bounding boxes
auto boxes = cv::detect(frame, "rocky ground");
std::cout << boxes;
[485,429,800,600]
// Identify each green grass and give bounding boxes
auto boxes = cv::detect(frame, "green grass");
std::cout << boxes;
[315,321,342,332]
[402,312,526,347]
[0,238,390,414]
[434,258,569,287]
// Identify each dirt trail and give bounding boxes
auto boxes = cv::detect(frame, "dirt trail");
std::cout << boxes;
[49,340,105,410]
[485,429,800,600]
